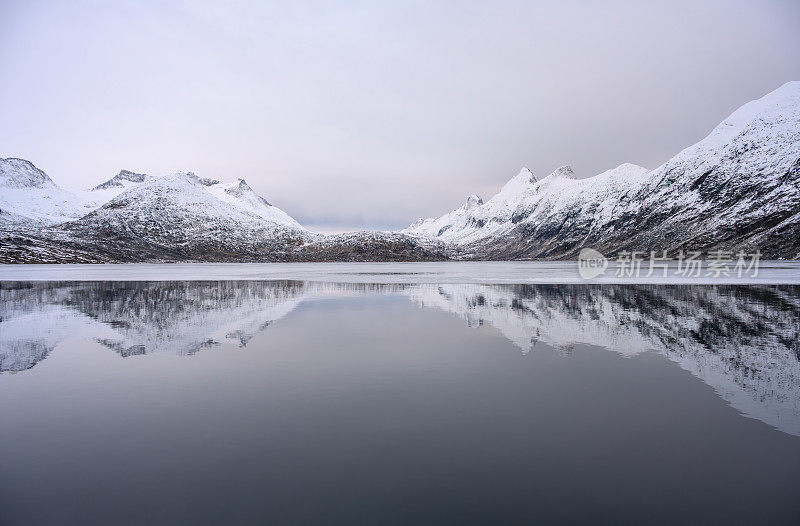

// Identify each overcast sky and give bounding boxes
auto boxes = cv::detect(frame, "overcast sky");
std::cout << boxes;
[2,0,799,232]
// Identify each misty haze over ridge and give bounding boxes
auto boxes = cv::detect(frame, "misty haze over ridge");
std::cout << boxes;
[2,1,799,231]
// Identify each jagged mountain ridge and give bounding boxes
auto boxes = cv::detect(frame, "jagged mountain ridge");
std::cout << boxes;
[406,163,650,245]
[91,169,149,190]
[82,169,152,209]
[405,81,800,259]
[60,171,313,260]
[1,159,306,232]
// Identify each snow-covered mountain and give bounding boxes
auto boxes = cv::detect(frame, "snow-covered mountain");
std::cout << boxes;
[405,81,800,259]
[406,163,650,245]
[57,171,315,261]
[74,170,309,234]
[2,160,307,234]
[0,158,94,225]
[0,159,445,262]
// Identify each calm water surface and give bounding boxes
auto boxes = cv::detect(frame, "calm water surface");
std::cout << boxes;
[1,281,799,525]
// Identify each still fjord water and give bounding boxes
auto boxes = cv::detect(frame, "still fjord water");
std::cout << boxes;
[1,281,799,524]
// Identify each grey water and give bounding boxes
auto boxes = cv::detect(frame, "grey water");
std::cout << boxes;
[1,280,800,525]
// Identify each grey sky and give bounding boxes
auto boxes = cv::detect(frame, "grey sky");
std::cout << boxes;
[2,0,799,232]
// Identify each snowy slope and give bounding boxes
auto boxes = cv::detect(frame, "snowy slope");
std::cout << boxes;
[404,81,800,259]
[204,178,306,230]
[81,169,308,231]
[610,80,800,255]
[0,161,446,262]
[79,170,310,233]
[0,158,93,225]
[405,193,485,240]
[0,160,320,260]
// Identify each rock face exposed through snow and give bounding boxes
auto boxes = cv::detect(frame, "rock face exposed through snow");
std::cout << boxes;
[91,169,149,190]
[80,170,152,210]
[405,82,800,259]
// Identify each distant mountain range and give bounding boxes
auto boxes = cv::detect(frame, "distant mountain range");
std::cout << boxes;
[2,81,798,262]
[0,163,445,262]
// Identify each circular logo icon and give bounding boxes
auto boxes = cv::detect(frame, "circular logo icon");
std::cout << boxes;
[578,248,608,279]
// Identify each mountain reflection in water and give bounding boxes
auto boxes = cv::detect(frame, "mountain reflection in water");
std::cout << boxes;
[1,281,799,435]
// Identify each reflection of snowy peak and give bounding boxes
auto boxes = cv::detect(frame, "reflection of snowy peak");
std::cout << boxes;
[70,281,310,356]
[0,284,103,371]
[3,281,798,435]
[409,283,800,435]
[405,82,800,259]
[0,281,405,365]
[408,283,653,355]
[0,281,311,362]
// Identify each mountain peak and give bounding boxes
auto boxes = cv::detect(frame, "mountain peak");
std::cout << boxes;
[463,194,483,210]
[0,157,89,225]
[224,178,272,206]
[498,166,538,196]
[518,166,537,183]
[232,178,252,192]
[693,80,800,153]
[0,158,55,188]
[91,169,148,190]
[549,165,576,180]
[117,169,147,182]
[615,162,648,172]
